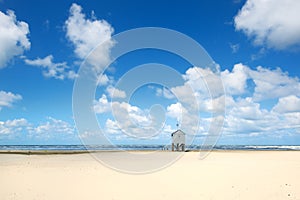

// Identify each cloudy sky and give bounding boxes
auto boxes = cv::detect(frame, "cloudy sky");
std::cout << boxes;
[0,0,300,145]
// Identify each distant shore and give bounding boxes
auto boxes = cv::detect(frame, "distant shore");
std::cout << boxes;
[0,148,300,155]
[1,144,300,153]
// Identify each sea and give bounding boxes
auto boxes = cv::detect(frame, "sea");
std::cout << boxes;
[0,145,300,151]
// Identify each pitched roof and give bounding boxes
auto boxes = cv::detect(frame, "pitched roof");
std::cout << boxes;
[171,129,186,137]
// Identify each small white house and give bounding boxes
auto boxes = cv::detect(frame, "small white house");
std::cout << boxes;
[171,130,185,151]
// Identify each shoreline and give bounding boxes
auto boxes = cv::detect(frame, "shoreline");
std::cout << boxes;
[0,149,300,155]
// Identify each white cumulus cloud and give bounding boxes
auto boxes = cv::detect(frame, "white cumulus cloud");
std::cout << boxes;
[94,97,167,138]
[91,63,300,141]
[106,86,126,99]
[0,10,30,68]
[0,90,22,110]
[234,0,300,50]
[155,87,175,99]
[221,63,248,95]
[273,95,300,113]
[29,117,75,139]
[24,55,77,80]
[0,117,77,141]
[0,118,29,135]
[183,66,225,98]
[93,94,111,114]
[105,119,120,134]
[97,74,110,86]
[65,3,115,72]
[166,64,300,138]
[166,102,185,120]
[247,66,300,101]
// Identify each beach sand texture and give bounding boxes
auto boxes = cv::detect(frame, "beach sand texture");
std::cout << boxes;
[1,151,300,200]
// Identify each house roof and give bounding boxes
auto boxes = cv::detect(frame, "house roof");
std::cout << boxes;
[171,129,186,137]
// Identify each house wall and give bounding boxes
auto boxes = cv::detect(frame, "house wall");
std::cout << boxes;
[172,131,185,145]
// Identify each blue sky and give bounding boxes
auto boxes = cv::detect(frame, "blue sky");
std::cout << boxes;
[0,0,300,145]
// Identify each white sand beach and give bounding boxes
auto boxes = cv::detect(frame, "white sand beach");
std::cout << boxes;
[1,151,300,200]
